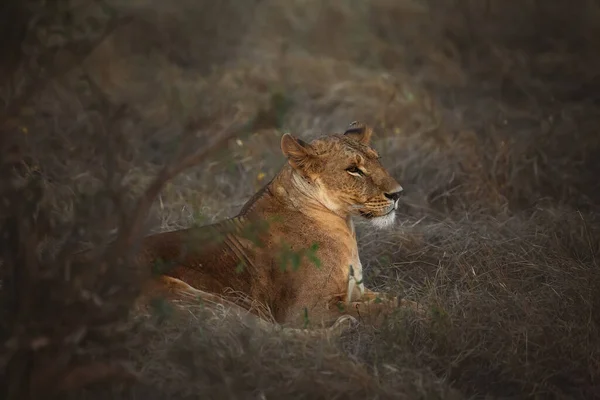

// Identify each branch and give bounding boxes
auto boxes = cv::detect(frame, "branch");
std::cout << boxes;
[111,116,245,258]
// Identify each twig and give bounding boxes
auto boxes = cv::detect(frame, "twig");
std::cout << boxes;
[111,116,245,258]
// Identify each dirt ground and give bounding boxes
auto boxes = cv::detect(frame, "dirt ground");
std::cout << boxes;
[2,1,600,399]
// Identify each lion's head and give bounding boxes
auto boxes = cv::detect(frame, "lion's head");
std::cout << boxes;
[281,121,403,229]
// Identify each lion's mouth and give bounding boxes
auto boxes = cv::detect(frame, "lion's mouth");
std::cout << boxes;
[382,206,396,216]
[358,203,396,219]
[358,209,374,218]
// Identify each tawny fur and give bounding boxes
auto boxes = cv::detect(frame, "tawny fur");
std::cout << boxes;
[138,122,420,329]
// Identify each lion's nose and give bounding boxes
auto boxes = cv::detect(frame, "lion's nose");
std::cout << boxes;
[384,187,404,202]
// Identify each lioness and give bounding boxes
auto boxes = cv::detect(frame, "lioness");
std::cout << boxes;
[140,121,417,329]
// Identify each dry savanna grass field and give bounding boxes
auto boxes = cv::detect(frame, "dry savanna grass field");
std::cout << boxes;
[1,0,600,399]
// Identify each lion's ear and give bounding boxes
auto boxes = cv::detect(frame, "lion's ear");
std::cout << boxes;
[344,121,373,145]
[281,133,317,173]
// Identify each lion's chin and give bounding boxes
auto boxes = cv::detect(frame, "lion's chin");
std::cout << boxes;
[370,211,396,230]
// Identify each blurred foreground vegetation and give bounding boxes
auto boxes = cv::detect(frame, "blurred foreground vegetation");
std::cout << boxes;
[1,0,600,399]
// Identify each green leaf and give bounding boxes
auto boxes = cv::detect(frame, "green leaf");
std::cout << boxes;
[303,307,310,329]
[269,214,284,224]
[279,250,290,271]
[149,297,174,323]
[307,252,321,269]
[291,252,302,271]
[151,258,169,275]
[235,261,245,274]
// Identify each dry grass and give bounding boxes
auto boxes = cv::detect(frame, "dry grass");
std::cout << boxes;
[2,0,600,399]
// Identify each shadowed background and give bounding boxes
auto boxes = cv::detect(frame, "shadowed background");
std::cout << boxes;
[1,0,600,399]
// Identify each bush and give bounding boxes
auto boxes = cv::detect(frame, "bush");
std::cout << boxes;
[1,1,599,399]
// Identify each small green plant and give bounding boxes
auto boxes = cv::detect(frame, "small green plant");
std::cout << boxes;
[306,243,321,269]
[277,241,322,272]
[149,297,175,325]
[190,204,210,227]
[235,261,246,274]
[302,307,310,329]
[270,91,293,128]
[239,218,272,248]
[348,264,364,285]
[151,257,175,275]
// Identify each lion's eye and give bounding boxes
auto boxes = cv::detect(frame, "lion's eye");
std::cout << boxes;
[346,166,364,176]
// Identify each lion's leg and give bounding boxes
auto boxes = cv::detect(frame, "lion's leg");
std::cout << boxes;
[139,276,357,338]
[322,289,424,327]
[277,314,358,339]
[138,276,277,326]
[360,288,423,313]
